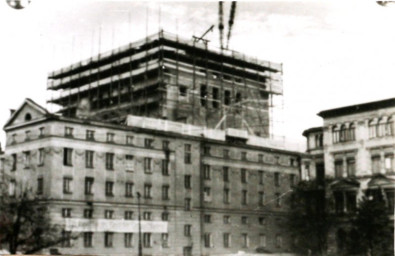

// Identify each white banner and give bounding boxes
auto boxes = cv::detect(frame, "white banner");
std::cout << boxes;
[64,218,168,233]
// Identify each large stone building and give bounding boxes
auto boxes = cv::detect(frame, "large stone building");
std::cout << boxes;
[302,97,395,254]
[1,32,301,256]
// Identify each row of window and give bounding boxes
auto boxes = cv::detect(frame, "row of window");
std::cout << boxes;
[332,123,355,143]
[61,208,169,221]
[203,233,282,249]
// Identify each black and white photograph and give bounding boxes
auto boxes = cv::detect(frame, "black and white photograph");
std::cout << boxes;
[0,1,394,255]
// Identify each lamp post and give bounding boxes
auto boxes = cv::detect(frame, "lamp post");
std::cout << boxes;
[137,192,143,256]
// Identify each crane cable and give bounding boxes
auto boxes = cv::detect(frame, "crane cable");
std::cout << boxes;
[219,1,224,50]
[226,1,237,50]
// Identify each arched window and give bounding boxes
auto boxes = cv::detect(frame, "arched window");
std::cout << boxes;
[339,124,347,142]
[385,117,393,136]
[348,123,355,141]
[332,126,339,143]
[24,113,32,121]
[377,117,386,137]
[368,119,377,138]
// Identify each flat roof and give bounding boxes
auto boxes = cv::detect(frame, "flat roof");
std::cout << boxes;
[302,126,323,137]
[318,98,395,118]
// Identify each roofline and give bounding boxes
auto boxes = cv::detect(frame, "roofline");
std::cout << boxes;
[302,126,323,137]
[317,98,395,118]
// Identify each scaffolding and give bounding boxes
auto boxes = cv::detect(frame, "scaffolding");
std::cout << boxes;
[47,30,283,138]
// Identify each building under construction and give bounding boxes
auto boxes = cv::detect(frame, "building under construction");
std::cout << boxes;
[48,31,283,137]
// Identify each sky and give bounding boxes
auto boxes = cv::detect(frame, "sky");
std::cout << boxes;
[0,0,394,149]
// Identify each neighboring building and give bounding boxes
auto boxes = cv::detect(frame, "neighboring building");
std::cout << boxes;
[303,97,395,254]
[1,32,300,256]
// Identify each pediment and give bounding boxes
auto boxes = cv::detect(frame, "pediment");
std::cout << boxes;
[330,178,360,190]
[368,174,395,189]
[3,98,49,129]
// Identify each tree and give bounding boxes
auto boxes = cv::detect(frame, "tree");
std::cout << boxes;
[0,184,77,254]
[287,180,333,256]
[348,196,393,256]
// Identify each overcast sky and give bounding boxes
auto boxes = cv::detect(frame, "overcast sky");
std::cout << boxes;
[0,0,394,148]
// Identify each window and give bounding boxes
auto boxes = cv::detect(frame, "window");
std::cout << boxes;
[162,159,169,175]
[212,87,219,108]
[104,232,113,247]
[290,174,295,187]
[63,148,73,166]
[346,192,357,212]
[83,209,93,218]
[385,154,394,173]
[162,140,169,150]
[125,211,133,220]
[23,130,28,141]
[348,123,355,141]
[37,177,43,195]
[62,208,72,218]
[24,113,32,121]
[144,157,152,173]
[23,151,30,168]
[185,198,191,211]
[83,232,93,247]
[183,246,192,256]
[179,86,187,97]
[224,90,231,106]
[241,168,247,183]
[61,231,71,247]
[385,117,393,136]
[203,165,210,180]
[9,180,16,196]
[334,191,344,213]
[378,118,386,137]
[106,133,114,143]
[11,134,16,144]
[126,135,134,145]
[85,150,94,168]
[161,233,169,248]
[258,154,263,163]
[241,233,249,248]
[63,177,72,194]
[143,233,151,248]
[332,126,340,143]
[11,153,17,171]
[276,193,281,207]
[184,225,192,236]
[200,85,207,106]
[64,127,73,137]
[347,158,356,177]
[258,217,266,225]
[241,190,248,205]
[241,216,248,224]
[223,215,230,224]
[125,155,134,172]
[204,233,212,248]
[184,175,191,189]
[258,191,264,206]
[125,182,134,197]
[372,156,381,174]
[223,233,231,248]
[223,149,230,159]
[162,185,170,200]
[84,177,94,195]
[276,235,283,248]
[241,151,247,160]
[259,234,267,247]
[124,233,133,248]
[143,212,152,220]
[162,212,169,221]
[184,144,191,164]
[204,146,210,155]
[86,130,95,141]
[335,160,344,178]
[144,138,154,148]
[339,124,347,142]
[204,214,211,223]
[369,120,377,138]
[38,148,45,166]
[204,187,211,202]
[224,188,230,204]
[274,172,280,187]
[105,181,114,196]
[223,167,229,182]
[104,210,114,219]
[144,184,152,199]
[105,153,114,170]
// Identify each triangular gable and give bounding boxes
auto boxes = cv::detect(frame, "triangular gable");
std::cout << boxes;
[368,174,395,189]
[330,178,360,191]
[3,98,49,129]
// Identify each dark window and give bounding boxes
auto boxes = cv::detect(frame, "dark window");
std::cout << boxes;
[204,165,210,180]
[183,246,192,256]
[125,155,134,172]
[125,182,134,197]
[242,190,248,205]
[223,233,230,248]
[37,177,43,195]
[124,233,133,248]
[162,140,169,150]
[83,232,93,247]
[11,153,17,171]
[212,87,219,108]
[104,210,114,219]
[143,212,152,220]
[62,208,72,218]
[242,233,248,248]
[85,177,94,195]
[179,86,187,97]
[144,158,152,173]
[105,181,114,196]
[106,133,114,142]
[23,151,31,168]
[184,225,192,236]
[204,233,212,248]
[162,159,169,175]
[223,167,229,182]
[125,211,133,220]
[347,158,356,177]
[83,209,93,218]
[241,216,248,224]
[258,154,263,163]
[200,85,207,106]
[64,127,73,137]
[259,171,264,184]
[24,113,32,121]
[105,153,114,170]
[184,144,191,164]
[161,233,169,248]
[335,160,343,178]
[204,146,210,155]
[61,230,71,247]
[241,151,247,160]
[258,217,265,225]
[223,215,230,224]
[63,177,72,194]
[204,214,211,223]
[185,198,191,211]
[223,149,230,159]
[274,172,280,187]
[184,175,191,189]
[346,192,357,212]
[144,138,154,148]
[126,135,134,145]
[86,130,95,141]
[85,150,94,168]
[162,212,169,221]
[259,191,264,206]
[224,90,231,106]
[144,184,152,199]
[334,192,344,213]
[276,193,281,207]
[241,169,247,183]
[38,148,45,166]
[104,232,113,247]
[143,233,151,248]
[63,148,73,166]
[162,185,170,200]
